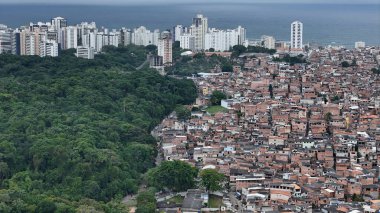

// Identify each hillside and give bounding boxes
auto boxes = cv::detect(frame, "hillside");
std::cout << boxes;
[0,46,197,212]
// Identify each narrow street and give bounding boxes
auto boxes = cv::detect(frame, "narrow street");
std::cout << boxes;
[228,192,244,213]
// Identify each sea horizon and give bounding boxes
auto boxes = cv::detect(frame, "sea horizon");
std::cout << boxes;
[1,2,379,47]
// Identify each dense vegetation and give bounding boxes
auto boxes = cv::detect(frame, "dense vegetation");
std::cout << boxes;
[341,61,350,67]
[0,45,197,212]
[135,190,156,213]
[199,169,225,192]
[174,105,191,121]
[210,91,227,106]
[372,67,380,75]
[246,45,277,54]
[167,52,231,76]
[232,45,276,57]
[146,160,198,192]
[273,54,307,65]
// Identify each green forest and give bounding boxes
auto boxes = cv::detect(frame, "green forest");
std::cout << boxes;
[0,45,197,212]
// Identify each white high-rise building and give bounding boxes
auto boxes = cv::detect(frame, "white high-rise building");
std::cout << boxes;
[96,32,106,52]
[131,26,160,46]
[77,22,96,46]
[108,32,120,47]
[120,28,132,46]
[152,29,160,46]
[51,17,67,47]
[291,21,303,50]
[180,34,195,50]
[355,41,365,49]
[204,26,246,52]
[0,24,14,54]
[157,31,173,66]
[76,46,95,59]
[40,39,58,57]
[82,31,97,50]
[61,26,78,49]
[131,26,148,46]
[174,25,184,41]
[236,26,246,45]
[45,41,59,57]
[51,17,67,31]
[191,14,208,51]
[261,35,276,49]
[205,29,224,51]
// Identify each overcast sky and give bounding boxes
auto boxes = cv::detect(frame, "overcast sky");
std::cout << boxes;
[0,0,379,4]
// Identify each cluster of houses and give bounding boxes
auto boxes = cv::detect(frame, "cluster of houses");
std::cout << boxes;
[155,46,380,212]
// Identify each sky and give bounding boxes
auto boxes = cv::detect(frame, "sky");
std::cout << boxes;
[0,0,379,4]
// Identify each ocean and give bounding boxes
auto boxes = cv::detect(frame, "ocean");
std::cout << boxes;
[0,3,379,47]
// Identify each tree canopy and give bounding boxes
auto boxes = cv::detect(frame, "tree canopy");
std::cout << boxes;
[210,91,227,106]
[222,64,233,72]
[232,45,247,57]
[199,169,225,192]
[246,45,276,55]
[341,61,350,67]
[146,160,198,192]
[0,46,197,211]
[269,84,274,99]
[273,54,306,65]
[232,45,276,57]
[371,67,380,75]
[175,105,191,121]
[136,190,156,213]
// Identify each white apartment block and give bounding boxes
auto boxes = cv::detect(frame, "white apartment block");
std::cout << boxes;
[131,26,160,46]
[82,32,97,50]
[51,17,67,31]
[204,26,246,52]
[180,34,195,50]
[174,25,184,41]
[355,41,365,49]
[76,46,95,59]
[291,21,303,49]
[191,14,208,51]
[108,32,120,47]
[262,35,276,49]
[51,17,67,46]
[120,28,132,46]
[40,39,59,57]
[96,32,106,52]
[0,24,14,54]
[77,22,97,46]
[61,26,78,49]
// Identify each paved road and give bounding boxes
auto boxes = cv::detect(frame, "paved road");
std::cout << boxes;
[228,192,244,212]
[122,184,147,205]
[136,59,149,70]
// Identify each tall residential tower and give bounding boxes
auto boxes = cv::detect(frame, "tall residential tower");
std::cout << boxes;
[290,21,303,50]
[191,14,208,51]
[158,31,173,66]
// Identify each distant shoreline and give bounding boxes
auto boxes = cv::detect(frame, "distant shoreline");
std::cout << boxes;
[0,3,379,47]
